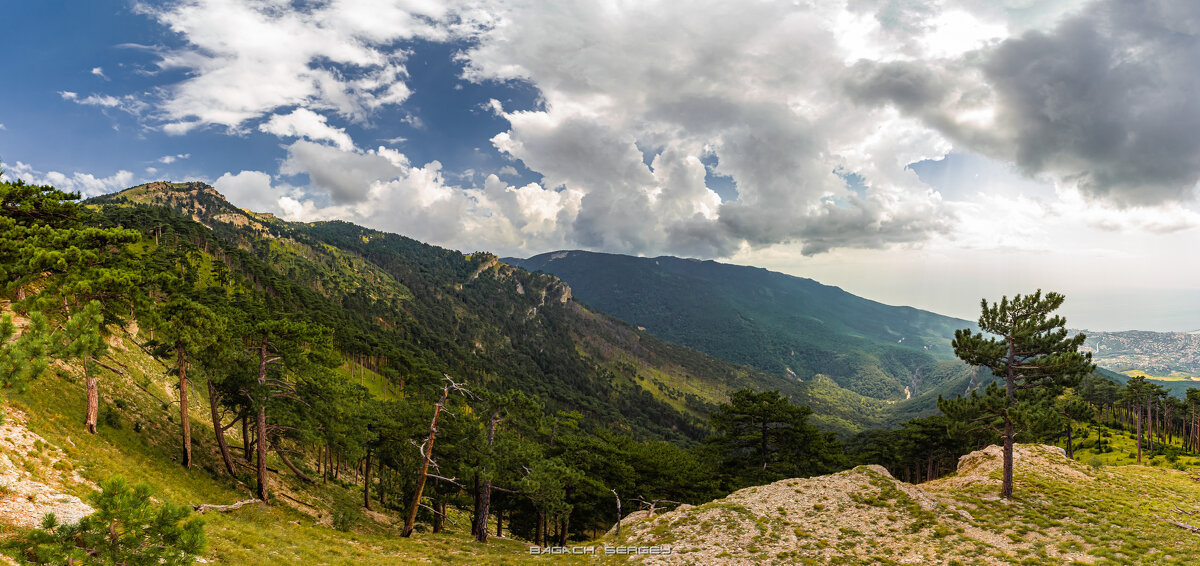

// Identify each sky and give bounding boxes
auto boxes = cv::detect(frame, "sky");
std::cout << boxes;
[2,0,1198,331]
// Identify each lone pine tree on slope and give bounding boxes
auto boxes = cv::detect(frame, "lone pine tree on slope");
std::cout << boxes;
[940,290,1094,499]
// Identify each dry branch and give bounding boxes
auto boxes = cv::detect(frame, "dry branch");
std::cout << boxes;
[194,499,262,514]
[1155,514,1200,534]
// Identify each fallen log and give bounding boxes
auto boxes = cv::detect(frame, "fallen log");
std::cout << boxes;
[194,499,262,514]
[1155,514,1200,534]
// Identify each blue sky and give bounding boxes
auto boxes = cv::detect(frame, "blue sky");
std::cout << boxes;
[0,2,542,193]
[3,1,1199,331]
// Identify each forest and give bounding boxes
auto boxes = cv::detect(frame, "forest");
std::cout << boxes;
[3,178,1199,563]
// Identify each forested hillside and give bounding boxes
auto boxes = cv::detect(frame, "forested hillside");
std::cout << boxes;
[506,250,980,428]
[88,182,800,441]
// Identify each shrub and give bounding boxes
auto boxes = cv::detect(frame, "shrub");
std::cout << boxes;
[100,405,121,429]
[10,476,205,565]
[332,499,363,532]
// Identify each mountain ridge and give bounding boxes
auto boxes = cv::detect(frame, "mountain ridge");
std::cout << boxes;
[504,249,979,425]
[86,182,810,440]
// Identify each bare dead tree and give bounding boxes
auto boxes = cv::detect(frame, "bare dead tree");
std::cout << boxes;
[401,375,471,537]
[611,489,622,536]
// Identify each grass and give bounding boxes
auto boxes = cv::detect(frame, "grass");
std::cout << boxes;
[1120,369,1200,381]
[334,360,398,401]
[0,331,584,565]
[1062,422,1200,469]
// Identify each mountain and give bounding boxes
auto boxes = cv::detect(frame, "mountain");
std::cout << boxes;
[504,250,978,418]
[86,182,808,442]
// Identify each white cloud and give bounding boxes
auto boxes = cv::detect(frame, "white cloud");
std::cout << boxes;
[138,0,455,133]
[214,170,297,213]
[259,108,356,151]
[218,141,579,255]
[158,153,190,164]
[460,0,957,256]
[59,90,147,115]
[73,0,1199,277]
[4,160,136,198]
[91,67,109,80]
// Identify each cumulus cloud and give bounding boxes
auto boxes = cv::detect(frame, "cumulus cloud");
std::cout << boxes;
[72,0,1197,259]
[461,0,956,256]
[846,0,1200,208]
[3,161,136,198]
[259,108,356,151]
[280,140,405,205]
[158,153,190,164]
[215,141,577,254]
[139,0,454,133]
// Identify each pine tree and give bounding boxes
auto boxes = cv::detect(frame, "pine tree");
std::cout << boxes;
[53,301,111,434]
[707,389,837,488]
[1055,390,1093,459]
[144,296,223,468]
[1123,375,1150,463]
[0,312,51,391]
[939,290,1094,499]
[1,177,142,433]
[13,476,205,565]
[244,318,336,502]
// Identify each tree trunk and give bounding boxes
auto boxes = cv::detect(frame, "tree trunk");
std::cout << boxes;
[402,386,448,537]
[363,448,372,510]
[84,368,99,435]
[1002,417,1014,498]
[1149,400,1155,451]
[242,416,252,461]
[559,514,569,546]
[471,474,480,537]
[760,419,769,470]
[255,340,270,503]
[178,346,192,468]
[497,508,503,537]
[256,406,268,502]
[1001,339,1016,499]
[1066,419,1074,460]
[474,411,499,543]
[1136,406,1143,464]
[536,511,544,547]
[379,465,387,506]
[432,497,444,533]
[274,439,314,483]
[209,380,237,477]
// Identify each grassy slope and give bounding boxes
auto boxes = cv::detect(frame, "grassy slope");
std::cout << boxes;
[0,330,573,565]
[1121,369,1200,382]
[614,446,1200,565]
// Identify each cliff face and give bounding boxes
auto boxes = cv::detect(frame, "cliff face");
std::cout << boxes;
[614,444,1200,565]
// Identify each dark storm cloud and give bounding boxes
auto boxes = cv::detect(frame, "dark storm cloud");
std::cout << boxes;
[981,0,1200,205]
[839,1,1200,207]
[842,59,951,114]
